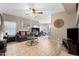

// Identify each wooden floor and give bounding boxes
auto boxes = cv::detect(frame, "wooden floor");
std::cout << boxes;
[5,36,61,56]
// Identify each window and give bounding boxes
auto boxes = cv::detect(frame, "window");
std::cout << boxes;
[4,21,16,36]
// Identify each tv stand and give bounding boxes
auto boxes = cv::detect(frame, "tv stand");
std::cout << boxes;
[62,28,79,55]
[62,39,79,55]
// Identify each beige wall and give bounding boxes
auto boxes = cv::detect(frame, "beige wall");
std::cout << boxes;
[3,13,39,32]
[50,12,76,43]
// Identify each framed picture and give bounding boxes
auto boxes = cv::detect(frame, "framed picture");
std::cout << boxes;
[54,19,64,28]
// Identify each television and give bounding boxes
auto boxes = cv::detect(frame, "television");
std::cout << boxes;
[32,28,40,32]
[67,28,79,41]
[31,28,40,36]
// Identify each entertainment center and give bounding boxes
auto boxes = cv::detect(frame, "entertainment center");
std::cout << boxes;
[63,28,79,55]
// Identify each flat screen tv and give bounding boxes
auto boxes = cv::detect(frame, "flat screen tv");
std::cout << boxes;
[67,28,79,41]
[31,28,40,33]
[31,28,40,36]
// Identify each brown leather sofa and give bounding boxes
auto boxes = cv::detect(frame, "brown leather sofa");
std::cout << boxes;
[15,31,28,42]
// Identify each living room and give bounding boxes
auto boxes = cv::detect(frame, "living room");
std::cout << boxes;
[0,3,79,56]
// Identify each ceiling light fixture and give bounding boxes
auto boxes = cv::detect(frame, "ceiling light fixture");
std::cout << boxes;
[25,8,43,17]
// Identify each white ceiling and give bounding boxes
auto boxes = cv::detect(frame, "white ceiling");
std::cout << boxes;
[0,3,65,23]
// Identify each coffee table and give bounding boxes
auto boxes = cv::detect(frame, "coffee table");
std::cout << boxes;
[26,36,38,46]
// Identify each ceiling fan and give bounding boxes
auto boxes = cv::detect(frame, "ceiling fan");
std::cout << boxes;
[25,8,43,17]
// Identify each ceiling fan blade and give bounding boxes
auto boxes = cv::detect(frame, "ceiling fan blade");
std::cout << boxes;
[37,12,43,14]
[25,7,43,17]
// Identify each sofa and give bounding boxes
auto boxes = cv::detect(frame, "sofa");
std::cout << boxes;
[15,31,29,42]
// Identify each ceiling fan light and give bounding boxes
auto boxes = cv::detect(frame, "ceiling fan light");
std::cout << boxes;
[30,13,37,17]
